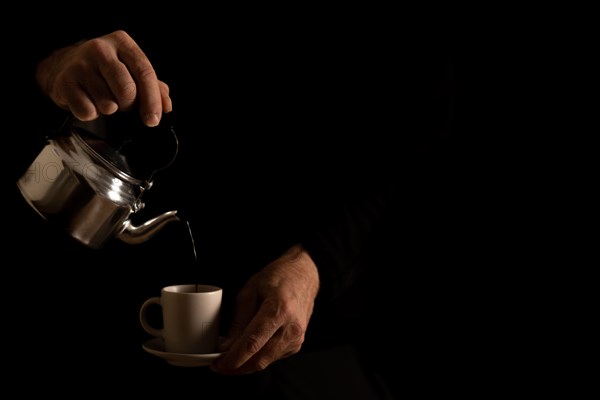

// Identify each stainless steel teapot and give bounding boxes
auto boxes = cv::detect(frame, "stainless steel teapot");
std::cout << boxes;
[16,113,180,249]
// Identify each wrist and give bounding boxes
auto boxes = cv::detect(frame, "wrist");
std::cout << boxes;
[291,244,320,297]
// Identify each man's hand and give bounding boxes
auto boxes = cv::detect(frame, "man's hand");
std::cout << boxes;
[212,244,320,375]
[35,30,172,127]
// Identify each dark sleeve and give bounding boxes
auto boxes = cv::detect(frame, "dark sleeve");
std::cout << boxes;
[299,39,456,301]
[301,180,397,300]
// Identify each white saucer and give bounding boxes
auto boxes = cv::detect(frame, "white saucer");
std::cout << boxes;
[142,338,224,367]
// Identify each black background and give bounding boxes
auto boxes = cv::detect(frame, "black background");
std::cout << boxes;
[1,9,553,398]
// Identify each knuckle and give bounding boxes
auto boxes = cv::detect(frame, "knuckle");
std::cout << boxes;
[262,297,292,322]
[244,335,263,354]
[82,37,105,52]
[261,298,281,318]
[280,302,295,320]
[108,30,133,44]
[283,322,305,346]
[132,64,157,82]
[116,81,137,103]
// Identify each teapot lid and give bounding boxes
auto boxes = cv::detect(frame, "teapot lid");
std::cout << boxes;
[66,112,179,183]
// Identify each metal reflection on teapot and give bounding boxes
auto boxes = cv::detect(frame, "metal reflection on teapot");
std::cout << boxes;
[16,112,180,249]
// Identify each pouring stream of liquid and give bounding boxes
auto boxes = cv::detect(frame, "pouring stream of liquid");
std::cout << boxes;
[186,220,199,292]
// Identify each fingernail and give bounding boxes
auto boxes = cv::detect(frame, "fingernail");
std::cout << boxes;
[145,113,160,127]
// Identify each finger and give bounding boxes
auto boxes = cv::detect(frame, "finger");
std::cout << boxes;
[82,33,139,115]
[98,60,137,112]
[55,80,98,121]
[117,44,162,126]
[218,323,304,375]
[81,70,119,115]
[215,298,282,370]
[220,288,258,351]
[158,81,173,113]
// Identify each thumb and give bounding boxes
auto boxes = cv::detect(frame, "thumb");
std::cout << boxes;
[220,288,257,351]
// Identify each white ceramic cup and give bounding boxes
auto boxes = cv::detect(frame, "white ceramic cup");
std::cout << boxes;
[139,284,222,354]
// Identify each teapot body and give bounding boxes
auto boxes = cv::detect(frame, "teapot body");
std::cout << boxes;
[17,130,146,248]
[17,129,163,249]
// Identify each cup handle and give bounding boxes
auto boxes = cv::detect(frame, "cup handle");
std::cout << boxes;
[139,297,163,337]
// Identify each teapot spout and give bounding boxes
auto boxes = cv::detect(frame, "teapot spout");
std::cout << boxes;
[118,210,180,245]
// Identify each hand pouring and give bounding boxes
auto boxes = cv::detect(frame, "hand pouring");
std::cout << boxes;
[16,112,180,249]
